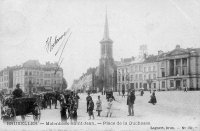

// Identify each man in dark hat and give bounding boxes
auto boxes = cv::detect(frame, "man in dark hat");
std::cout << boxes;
[12,84,23,99]
[12,83,25,121]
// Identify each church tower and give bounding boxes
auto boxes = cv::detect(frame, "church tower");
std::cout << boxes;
[99,10,116,91]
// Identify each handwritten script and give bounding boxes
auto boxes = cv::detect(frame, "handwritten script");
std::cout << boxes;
[44,29,72,74]
[45,31,68,53]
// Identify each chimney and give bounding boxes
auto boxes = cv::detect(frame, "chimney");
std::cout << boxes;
[158,50,163,55]
[176,45,180,49]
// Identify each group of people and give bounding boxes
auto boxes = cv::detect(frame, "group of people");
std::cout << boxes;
[59,91,80,122]
[6,83,158,122]
[86,92,116,119]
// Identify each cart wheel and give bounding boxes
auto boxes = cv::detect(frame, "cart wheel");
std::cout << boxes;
[33,106,41,122]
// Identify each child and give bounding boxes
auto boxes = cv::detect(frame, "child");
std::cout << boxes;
[106,98,113,117]
[96,96,102,117]
[88,97,95,120]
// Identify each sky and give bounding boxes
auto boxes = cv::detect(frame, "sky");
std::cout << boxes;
[0,0,200,87]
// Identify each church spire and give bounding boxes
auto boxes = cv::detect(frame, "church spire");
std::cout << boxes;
[103,8,109,40]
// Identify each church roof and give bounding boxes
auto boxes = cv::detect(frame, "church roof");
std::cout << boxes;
[100,10,113,43]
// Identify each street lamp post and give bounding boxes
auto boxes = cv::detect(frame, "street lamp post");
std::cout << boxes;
[118,72,121,95]
[126,72,130,92]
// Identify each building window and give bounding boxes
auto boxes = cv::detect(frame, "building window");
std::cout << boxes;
[182,67,187,75]
[33,71,36,76]
[170,80,174,87]
[153,66,156,71]
[118,76,120,82]
[122,69,124,74]
[148,66,151,72]
[153,83,156,88]
[176,67,181,76]
[135,65,138,72]
[153,74,156,79]
[161,62,165,67]
[139,65,142,72]
[140,83,142,88]
[144,67,146,72]
[144,75,146,80]
[131,75,133,81]
[131,66,133,72]
[148,74,151,79]
[29,71,32,76]
[122,76,124,81]
[183,79,187,87]
[135,74,138,80]
[162,81,165,88]
[136,83,138,88]
[161,69,165,77]
[139,74,142,80]
[40,79,43,84]
[37,79,39,84]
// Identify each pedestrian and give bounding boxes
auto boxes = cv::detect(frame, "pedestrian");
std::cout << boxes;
[127,90,136,116]
[70,97,78,122]
[47,96,52,109]
[60,97,67,122]
[67,97,72,118]
[88,97,95,120]
[43,94,48,109]
[106,98,113,117]
[96,96,102,117]
[148,91,157,105]
[86,92,92,113]
[12,84,23,99]
[184,85,188,92]
[141,89,144,96]
[12,83,25,121]
[74,93,80,109]
[122,87,125,98]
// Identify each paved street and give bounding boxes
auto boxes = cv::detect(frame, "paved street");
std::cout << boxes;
[1,91,200,131]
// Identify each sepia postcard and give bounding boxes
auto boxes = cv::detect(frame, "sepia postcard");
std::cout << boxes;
[0,0,200,131]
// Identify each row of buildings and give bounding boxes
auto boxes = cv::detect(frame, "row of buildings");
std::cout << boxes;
[71,11,200,92]
[0,60,63,94]
[71,68,96,92]
[117,45,200,92]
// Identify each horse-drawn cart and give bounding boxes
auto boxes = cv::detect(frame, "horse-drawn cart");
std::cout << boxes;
[1,96,41,122]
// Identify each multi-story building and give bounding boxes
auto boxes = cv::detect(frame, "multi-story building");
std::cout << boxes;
[117,55,159,92]
[12,60,63,93]
[72,68,96,92]
[0,66,17,94]
[157,45,200,90]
